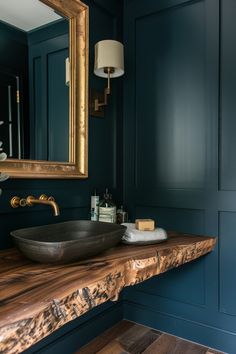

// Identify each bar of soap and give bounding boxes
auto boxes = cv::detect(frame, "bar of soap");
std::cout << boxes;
[135,219,155,231]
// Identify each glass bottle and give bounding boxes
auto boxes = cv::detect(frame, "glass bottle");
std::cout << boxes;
[116,205,128,224]
[98,188,116,223]
[90,189,99,221]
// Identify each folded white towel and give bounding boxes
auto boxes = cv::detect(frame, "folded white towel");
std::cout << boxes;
[122,223,167,244]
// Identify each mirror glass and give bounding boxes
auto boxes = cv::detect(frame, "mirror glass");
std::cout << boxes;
[0,0,69,162]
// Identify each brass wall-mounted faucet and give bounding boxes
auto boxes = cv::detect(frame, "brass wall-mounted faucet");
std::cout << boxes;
[10,194,60,216]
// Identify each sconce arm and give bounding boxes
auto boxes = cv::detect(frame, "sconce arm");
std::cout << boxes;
[95,87,110,111]
[94,67,113,111]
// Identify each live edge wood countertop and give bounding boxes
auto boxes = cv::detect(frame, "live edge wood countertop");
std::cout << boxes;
[0,232,216,354]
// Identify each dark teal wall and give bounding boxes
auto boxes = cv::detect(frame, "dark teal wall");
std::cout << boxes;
[0,21,28,71]
[123,0,236,353]
[0,1,123,352]
[0,0,123,250]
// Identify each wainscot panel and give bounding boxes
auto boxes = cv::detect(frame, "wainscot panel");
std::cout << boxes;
[122,0,236,352]
[135,0,207,190]
[219,211,236,316]
[219,0,236,191]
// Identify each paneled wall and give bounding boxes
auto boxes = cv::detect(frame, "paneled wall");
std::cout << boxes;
[28,21,69,161]
[123,0,236,353]
[0,22,29,159]
[0,0,123,352]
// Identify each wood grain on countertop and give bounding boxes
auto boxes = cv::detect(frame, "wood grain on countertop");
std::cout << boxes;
[0,232,216,354]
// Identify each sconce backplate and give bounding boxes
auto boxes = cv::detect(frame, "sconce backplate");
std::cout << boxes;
[90,90,105,118]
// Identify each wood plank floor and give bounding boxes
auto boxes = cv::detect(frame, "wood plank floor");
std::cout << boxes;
[75,320,225,354]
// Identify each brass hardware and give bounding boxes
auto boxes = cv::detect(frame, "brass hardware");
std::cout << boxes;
[94,67,114,111]
[16,90,20,104]
[26,195,60,216]
[19,198,27,207]
[39,194,55,202]
[10,195,60,216]
[10,196,20,208]
[103,67,115,75]
[95,86,110,110]
[10,196,27,208]
[39,194,49,201]
[91,67,113,117]
[26,196,36,207]
[90,90,105,118]
[1,0,88,179]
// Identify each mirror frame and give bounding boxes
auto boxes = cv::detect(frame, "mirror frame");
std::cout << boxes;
[0,0,88,178]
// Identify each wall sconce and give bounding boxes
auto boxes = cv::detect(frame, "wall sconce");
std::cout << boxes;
[90,39,124,117]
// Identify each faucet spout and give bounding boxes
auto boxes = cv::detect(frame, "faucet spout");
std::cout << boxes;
[26,195,60,216]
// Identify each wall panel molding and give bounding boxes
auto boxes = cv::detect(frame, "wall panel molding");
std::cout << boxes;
[219,0,236,191]
[134,258,207,307]
[133,0,218,191]
[219,211,236,316]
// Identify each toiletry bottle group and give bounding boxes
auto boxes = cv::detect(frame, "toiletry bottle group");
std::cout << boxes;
[90,188,128,223]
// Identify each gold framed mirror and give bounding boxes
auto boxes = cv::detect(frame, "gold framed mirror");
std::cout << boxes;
[0,0,88,178]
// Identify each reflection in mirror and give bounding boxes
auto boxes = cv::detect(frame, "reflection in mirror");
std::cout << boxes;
[0,0,69,162]
[0,0,88,179]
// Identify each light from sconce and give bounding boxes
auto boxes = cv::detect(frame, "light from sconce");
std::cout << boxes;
[90,39,124,117]
[65,57,70,86]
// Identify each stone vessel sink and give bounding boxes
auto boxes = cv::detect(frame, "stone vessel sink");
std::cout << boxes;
[11,220,126,264]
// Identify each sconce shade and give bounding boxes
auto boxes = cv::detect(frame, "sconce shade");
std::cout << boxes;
[94,40,124,78]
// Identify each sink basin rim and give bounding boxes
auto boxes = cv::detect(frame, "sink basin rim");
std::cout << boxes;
[10,220,127,263]
[11,220,126,245]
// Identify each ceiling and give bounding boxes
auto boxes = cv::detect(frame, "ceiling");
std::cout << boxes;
[0,0,62,32]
